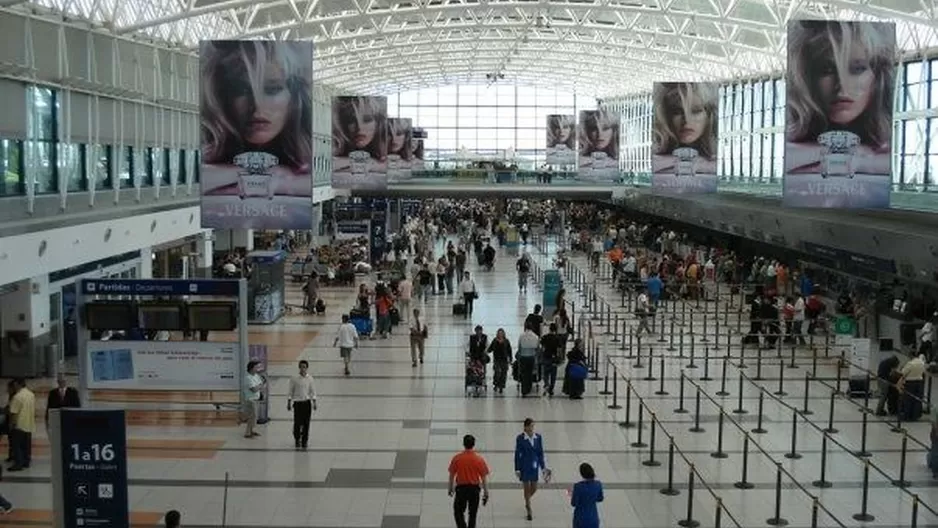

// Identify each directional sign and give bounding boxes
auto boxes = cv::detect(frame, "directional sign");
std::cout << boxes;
[52,410,129,528]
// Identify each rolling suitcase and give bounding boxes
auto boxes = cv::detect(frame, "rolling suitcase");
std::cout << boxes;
[390,308,401,326]
[453,303,466,316]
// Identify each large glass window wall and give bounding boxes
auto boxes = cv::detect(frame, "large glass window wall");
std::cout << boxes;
[607,56,938,197]
[389,84,595,169]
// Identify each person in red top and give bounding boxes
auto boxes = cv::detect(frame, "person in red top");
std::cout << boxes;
[448,434,490,528]
[374,290,394,339]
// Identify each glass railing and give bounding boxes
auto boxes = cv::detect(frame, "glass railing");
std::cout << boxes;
[392,169,938,212]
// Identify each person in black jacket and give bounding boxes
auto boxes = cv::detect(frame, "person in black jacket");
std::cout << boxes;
[539,324,564,397]
[525,305,544,337]
[875,355,900,416]
[563,339,588,399]
[45,373,81,426]
[468,326,489,363]
[487,328,513,393]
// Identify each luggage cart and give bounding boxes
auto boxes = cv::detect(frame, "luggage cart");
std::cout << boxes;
[465,353,487,398]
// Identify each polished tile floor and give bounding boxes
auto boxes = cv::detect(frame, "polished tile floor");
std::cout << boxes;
[4,238,938,527]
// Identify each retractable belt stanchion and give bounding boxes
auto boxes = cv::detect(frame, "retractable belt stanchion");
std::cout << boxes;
[716,356,729,396]
[677,465,700,528]
[607,371,621,410]
[660,436,680,496]
[618,380,632,427]
[824,391,839,434]
[675,372,688,413]
[631,403,647,448]
[784,408,802,459]
[802,373,814,415]
[734,433,754,489]
[754,348,765,381]
[737,335,747,369]
[642,412,661,467]
[599,356,612,396]
[855,408,872,458]
[644,348,655,381]
[633,336,643,368]
[732,373,748,414]
[766,462,789,526]
[911,495,920,528]
[668,321,676,352]
[751,389,767,434]
[891,431,910,488]
[690,387,705,433]
[812,432,832,488]
[711,408,728,459]
[658,313,667,343]
[775,360,787,396]
[655,358,668,395]
[700,347,712,381]
[591,342,602,381]
[701,311,709,343]
[852,459,875,522]
[611,314,620,343]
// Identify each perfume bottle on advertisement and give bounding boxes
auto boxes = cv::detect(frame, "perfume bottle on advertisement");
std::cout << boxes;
[672,147,699,178]
[349,151,371,175]
[233,152,279,200]
[817,130,860,179]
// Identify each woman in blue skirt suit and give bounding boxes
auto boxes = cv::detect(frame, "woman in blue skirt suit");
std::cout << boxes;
[514,418,551,520]
[571,462,603,528]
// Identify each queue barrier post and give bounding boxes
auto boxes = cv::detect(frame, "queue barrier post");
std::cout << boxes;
[677,465,700,528]
[765,462,789,526]
[660,436,680,496]
[733,434,754,489]
[852,459,875,522]
[812,432,832,488]
[751,389,767,434]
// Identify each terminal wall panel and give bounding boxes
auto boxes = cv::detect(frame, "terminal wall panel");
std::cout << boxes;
[30,20,58,82]
[62,27,89,81]
[0,205,208,286]
[91,33,115,85]
[97,98,117,144]
[0,80,26,139]
[0,14,27,66]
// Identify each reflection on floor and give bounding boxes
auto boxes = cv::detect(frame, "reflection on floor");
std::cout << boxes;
[4,238,938,527]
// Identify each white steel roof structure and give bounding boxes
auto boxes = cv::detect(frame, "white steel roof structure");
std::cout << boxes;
[8,0,938,96]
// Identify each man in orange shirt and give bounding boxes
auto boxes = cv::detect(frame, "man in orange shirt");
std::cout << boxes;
[448,434,490,528]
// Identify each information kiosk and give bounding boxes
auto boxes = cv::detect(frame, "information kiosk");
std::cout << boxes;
[76,278,249,407]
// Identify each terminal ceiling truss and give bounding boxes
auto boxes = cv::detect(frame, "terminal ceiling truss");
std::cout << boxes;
[10,0,938,96]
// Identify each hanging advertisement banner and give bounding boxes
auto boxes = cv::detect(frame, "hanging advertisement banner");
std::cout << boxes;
[577,109,620,182]
[411,139,425,172]
[651,82,719,194]
[86,340,239,391]
[387,118,414,182]
[783,20,896,208]
[546,114,576,166]
[198,41,314,229]
[332,96,389,189]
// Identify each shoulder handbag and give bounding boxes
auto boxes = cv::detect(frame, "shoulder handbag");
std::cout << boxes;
[472,281,479,299]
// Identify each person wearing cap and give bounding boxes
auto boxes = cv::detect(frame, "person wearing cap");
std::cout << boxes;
[448,434,490,528]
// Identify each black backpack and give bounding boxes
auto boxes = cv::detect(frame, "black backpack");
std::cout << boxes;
[518,259,530,273]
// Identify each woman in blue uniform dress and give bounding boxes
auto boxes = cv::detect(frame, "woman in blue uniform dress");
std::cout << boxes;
[571,462,603,528]
[514,418,551,520]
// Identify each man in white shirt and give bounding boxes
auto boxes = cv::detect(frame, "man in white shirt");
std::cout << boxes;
[636,290,652,334]
[398,277,413,323]
[287,360,318,450]
[792,296,806,345]
[459,272,477,319]
[334,314,360,376]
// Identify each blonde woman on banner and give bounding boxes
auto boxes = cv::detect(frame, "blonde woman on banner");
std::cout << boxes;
[546,115,576,166]
[651,82,719,193]
[784,20,895,208]
[578,109,619,181]
[199,41,314,229]
[332,96,389,189]
[387,118,413,182]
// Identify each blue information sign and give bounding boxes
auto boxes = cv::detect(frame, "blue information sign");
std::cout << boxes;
[57,410,129,528]
[80,279,240,297]
[543,270,563,313]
